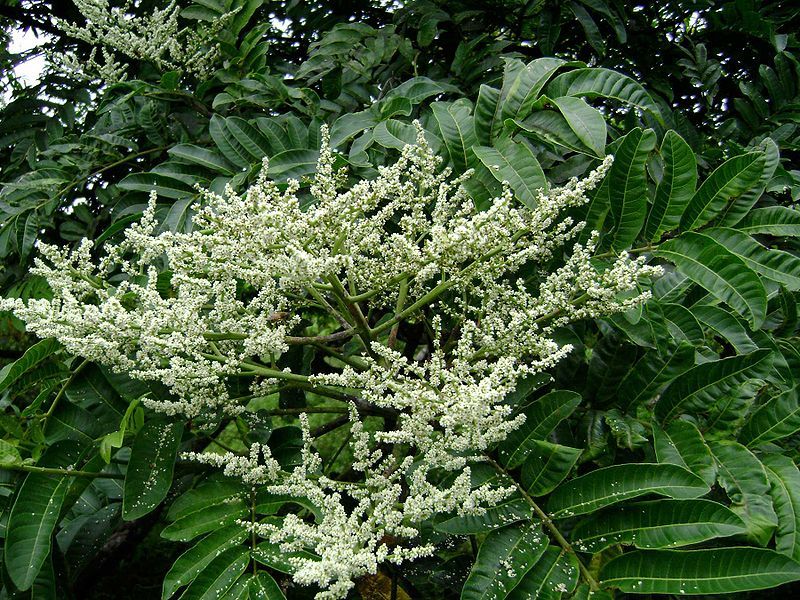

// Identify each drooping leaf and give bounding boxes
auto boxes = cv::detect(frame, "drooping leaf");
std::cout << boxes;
[0,338,61,395]
[461,523,547,600]
[601,548,800,595]
[655,233,768,329]
[430,100,477,173]
[473,137,547,208]
[653,420,717,487]
[547,463,709,518]
[550,96,606,157]
[736,206,800,237]
[644,130,697,241]
[122,419,183,520]
[571,499,745,553]
[616,342,695,410]
[740,385,800,447]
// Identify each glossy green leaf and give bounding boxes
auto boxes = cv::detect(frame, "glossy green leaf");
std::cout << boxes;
[253,542,318,575]
[547,463,709,518]
[550,96,606,157]
[0,338,61,395]
[430,100,477,173]
[601,548,800,594]
[644,130,697,241]
[495,58,566,135]
[506,546,579,599]
[521,441,582,496]
[718,137,779,226]
[4,441,82,591]
[435,496,533,534]
[616,342,694,410]
[473,137,547,209]
[461,523,547,600]
[123,419,183,520]
[248,572,286,599]
[710,441,778,545]
[607,128,656,250]
[655,232,767,328]
[653,420,716,487]
[572,499,745,553]
[162,526,247,599]
[740,385,800,447]
[736,206,800,237]
[655,350,773,422]
[179,545,249,600]
[763,454,800,562]
[168,144,235,175]
[680,151,766,231]
[498,390,582,468]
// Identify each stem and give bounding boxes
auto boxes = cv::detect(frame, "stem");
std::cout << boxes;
[3,464,124,479]
[42,359,89,421]
[487,457,599,591]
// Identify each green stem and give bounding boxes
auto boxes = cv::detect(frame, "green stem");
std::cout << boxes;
[3,464,124,479]
[487,457,599,591]
[42,359,89,421]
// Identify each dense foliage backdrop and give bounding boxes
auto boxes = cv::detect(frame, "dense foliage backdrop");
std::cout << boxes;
[1,0,800,598]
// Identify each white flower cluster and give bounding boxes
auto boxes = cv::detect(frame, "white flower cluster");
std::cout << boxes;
[54,0,232,82]
[2,123,661,598]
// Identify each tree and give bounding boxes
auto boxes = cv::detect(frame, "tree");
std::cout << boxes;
[0,1,799,598]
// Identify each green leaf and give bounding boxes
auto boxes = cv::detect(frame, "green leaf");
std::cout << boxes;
[179,545,249,600]
[266,149,319,181]
[550,96,606,157]
[495,58,566,135]
[473,137,547,209]
[718,137,780,226]
[430,100,477,173]
[162,497,248,542]
[329,110,379,148]
[512,111,594,155]
[0,338,61,395]
[4,441,82,591]
[475,85,501,145]
[763,454,800,562]
[709,441,778,545]
[607,128,656,251]
[740,385,800,447]
[545,67,662,120]
[122,419,183,520]
[644,130,697,241]
[168,144,235,175]
[547,464,709,518]
[521,441,582,497]
[654,350,773,422]
[435,496,533,534]
[372,119,419,150]
[601,548,800,594]
[506,546,579,599]
[616,343,695,410]
[162,526,247,599]
[498,390,582,468]
[253,541,318,575]
[704,227,800,290]
[679,151,766,231]
[461,523,547,600]
[653,420,717,487]
[655,233,767,329]
[0,439,22,466]
[248,572,286,599]
[118,172,197,200]
[736,206,800,237]
[692,305,759,354]
[572,499,745,553]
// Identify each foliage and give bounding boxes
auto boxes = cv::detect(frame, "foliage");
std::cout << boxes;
[0,0,799,599]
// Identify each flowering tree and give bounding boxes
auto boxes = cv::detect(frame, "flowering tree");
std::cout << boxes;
[1,1,800,599]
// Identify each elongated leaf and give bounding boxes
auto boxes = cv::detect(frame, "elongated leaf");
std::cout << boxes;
[710,441,777,545]
[461,523,547,600]
[475,85,500,145]
[550,96,606,157]
[680,151,766,231]
[645,130,697,241]
[692,305,759,354]
[498,390,582,468]
[740,385,800,447]
[545,68,662,119]
[737,206,800,237]
[5,441,82,590]
[521,441,582,496]
[162,499,248,542]
[123,419,183,520]
[655,350,773,422]
[718,137,779,226]
[329,110,379,148]
[506,547,579,599]
[763,454,800,562]
[601,548,800,594]
[162,526,247,599]
[246,572,286,599]
[253,542,318,575]
[572,499,745,553]
[616,342,694,410]
[607,128,656,250]
[653,420,716,487]
[179,545,249,600]
[435,496,533,535]
[512,111,593,155]
[0,338,61,395]
[168,144,235,175]
[495,58,566,135]
[547,464,709,518]
[473,137,547,209]
[431,100,477,173]
[655,233,767,328]
[705,227,800,290]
